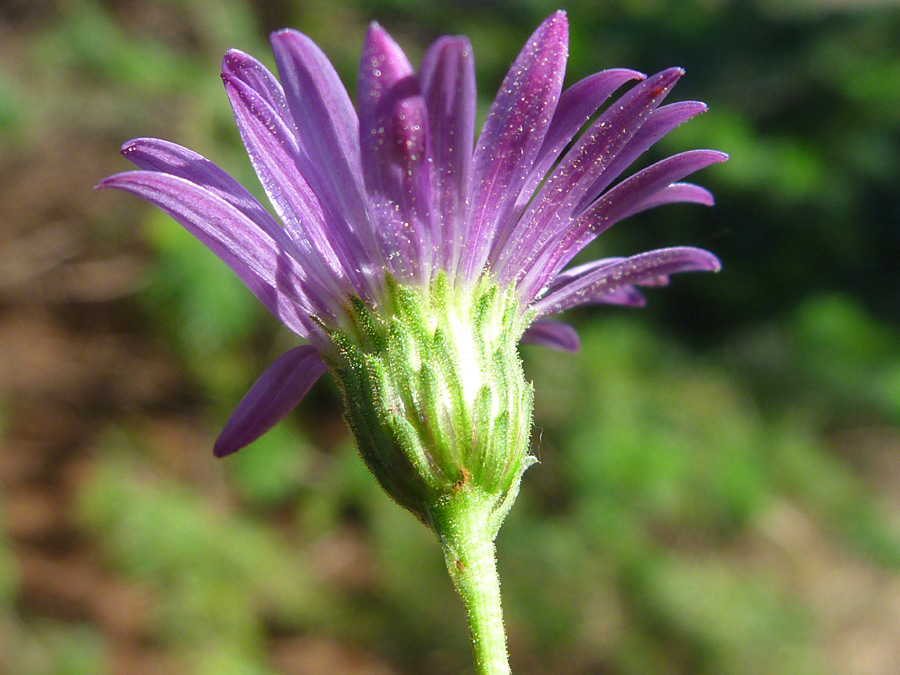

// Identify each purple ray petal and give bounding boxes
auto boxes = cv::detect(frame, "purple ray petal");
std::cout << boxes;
[358,23,433,282]
[497,68,684,285]
[519,149,727,303]
[532,246,721,317]
[543,256,624,293]
[520,319,580,352]
[222,49,288,116]
[536,69,646,174]
[573,100,709,214]
[270,30,381,271]
[509,68,645,219]
[221,73,326,238]
[589,285,648,306]
[419,36,475,274]
[225,51,380,299]
[97,171,322,334]
[270,30,360,172]
[214,345,327,457]
[578,149,729,231]
[539,257,648,307]
[629,181,715,213]
[463,10,569,281]
[121,137,282,237]
[223,73,371,300]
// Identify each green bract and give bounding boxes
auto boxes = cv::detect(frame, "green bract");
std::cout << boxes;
[323,273,536,528]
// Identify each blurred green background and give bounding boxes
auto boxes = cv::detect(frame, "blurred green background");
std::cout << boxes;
[1,0,899,673]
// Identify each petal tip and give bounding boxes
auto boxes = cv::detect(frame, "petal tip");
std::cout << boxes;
[94,174,120,190]
[366,21,387,38]
[222,48,263,78]
[120,139,139,156]
[212,435,241,458]
[624,68,647,81]
[691,249,723,273]
[222,48,244,70]
[271,27,299,40]
[362,22,406,63]
[546,9,569,36]
[654,66,685,87]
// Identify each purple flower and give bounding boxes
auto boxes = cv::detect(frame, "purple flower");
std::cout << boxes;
[98,12,725,461]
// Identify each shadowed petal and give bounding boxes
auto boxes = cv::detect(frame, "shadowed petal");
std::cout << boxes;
[532,246,721,317]
[578,150,729,231]
[520,319,580,352]
[589,286,648,306]
[540,257,648,307]
[629,182,715,213]
[498,68,684,286]
[419,36,475,273]
[222,49,288,117]
[97,171,321,334]
[270,30,360,174]
[223,73,373,301]
[509,69,645,219]
[270,31,381,271]
[121,137,282,238]
[358,23,433,282]
[519,149,727,303]
[573,100,709,214]
[214,345,327,457]
[463,10,569,281]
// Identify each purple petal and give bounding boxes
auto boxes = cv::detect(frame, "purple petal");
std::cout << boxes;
[223,72,369,300]
[419,36,476,274]
[520,149,727,302]
[358,23,433,282]
[509,68,645,219]
[269,31,381,270]
[589,286,648,306]
[578,149,729,230]
[629,181,715,212]
[222,49,288,117]
[97,171,321,335]
[214,345,327,457]
[573,100,709,214]
[542,256,623,293]
[520,319,581,352]
[462,11,569,281]
[540,257,648,307]
[536,69,647,174]
[532,246,721,317]
[270,30,360,174]
[497,68,685,287]
[121,137,282,238]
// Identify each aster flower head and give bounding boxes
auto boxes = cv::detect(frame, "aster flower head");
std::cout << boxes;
[99,12,725,523]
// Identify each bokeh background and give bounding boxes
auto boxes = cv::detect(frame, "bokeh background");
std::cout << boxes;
[1,0,899,673]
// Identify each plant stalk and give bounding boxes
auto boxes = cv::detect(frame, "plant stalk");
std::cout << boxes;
[429,485,511,675]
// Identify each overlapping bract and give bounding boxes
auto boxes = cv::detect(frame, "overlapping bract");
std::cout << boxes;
[99,12,725,457]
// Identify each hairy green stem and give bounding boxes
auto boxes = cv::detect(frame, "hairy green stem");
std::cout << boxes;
[429,484,511,675]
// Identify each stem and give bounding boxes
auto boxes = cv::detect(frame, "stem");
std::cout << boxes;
[428,486,511,675]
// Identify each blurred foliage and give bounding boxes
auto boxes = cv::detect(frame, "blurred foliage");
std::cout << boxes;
[1,0,899,673]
